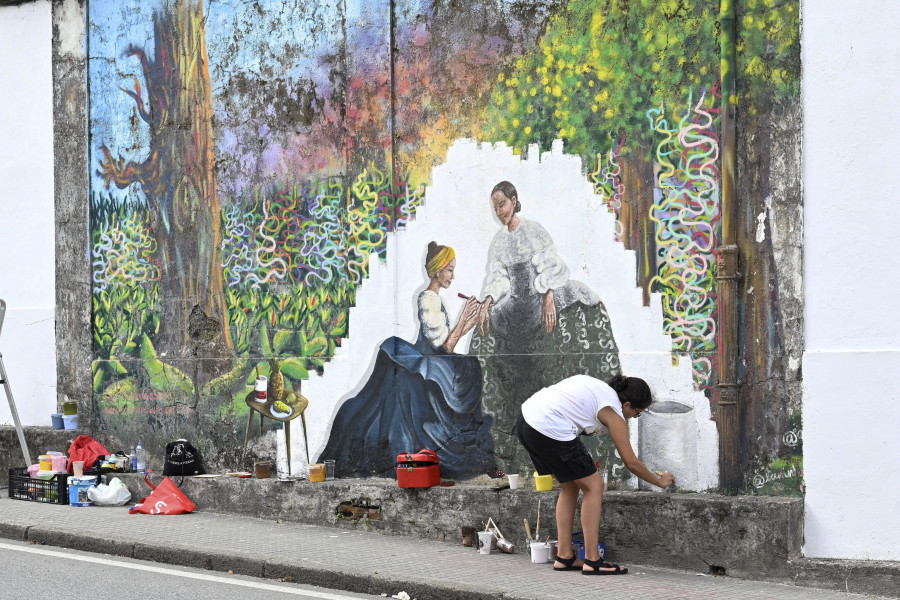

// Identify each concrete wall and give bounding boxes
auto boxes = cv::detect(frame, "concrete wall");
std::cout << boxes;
[0,0,57,427]
[802,0,900,560]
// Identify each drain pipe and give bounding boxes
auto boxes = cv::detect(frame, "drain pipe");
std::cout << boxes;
[716,0,743,494]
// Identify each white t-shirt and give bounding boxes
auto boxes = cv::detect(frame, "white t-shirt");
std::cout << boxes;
[521,375,624,441]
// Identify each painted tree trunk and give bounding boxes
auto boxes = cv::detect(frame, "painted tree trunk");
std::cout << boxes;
[98,0,231,382]
[618,147,657,306]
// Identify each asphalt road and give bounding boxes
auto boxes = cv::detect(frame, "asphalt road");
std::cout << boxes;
[0,540,394,600]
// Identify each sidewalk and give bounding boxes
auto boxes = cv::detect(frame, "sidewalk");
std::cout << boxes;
[0,496,885,600]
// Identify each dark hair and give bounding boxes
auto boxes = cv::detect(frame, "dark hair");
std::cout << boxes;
[608,374,653,410]
[491,180,522,213]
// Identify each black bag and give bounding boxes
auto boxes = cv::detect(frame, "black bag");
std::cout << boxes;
[163,439,205,476]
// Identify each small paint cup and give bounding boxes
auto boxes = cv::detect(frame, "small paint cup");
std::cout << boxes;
[72,461,85,478]
[533,472,553,491]
[62,414,79,429]
[308,463,325,482]
[51,413,64,429]
[477,531,493,554]
[255,376,267,401]
[507,474,520,489]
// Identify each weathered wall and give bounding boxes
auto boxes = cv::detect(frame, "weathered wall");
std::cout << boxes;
[79,0,802,494]
[0,0,57,427]
[802,0,900,560]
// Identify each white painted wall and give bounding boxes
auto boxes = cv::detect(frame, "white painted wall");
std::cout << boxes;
[0,0,57,427]
[803,1,900,560]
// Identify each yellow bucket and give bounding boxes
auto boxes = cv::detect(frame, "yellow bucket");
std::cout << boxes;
[534,472,553,491]
[39,455,53,471]
[309,463,326,482]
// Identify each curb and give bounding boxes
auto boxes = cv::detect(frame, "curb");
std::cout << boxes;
[1,524,513,600]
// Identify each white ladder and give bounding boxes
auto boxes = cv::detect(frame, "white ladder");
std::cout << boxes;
[0,299,33,467]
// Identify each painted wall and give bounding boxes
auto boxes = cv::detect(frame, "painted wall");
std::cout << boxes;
[802,0,900,560]
[0,0,57,427]
[77,0,801,494]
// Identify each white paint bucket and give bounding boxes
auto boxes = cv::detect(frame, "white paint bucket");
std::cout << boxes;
[530,542,550,563]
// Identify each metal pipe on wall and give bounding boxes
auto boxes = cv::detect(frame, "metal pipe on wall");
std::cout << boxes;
[716,0,743,493]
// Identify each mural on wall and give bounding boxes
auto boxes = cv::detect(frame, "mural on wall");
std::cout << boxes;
[320,241,495,479]
[88,0,800,491]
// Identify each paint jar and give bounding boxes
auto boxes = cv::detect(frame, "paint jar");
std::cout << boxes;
[477,531,493,555]
[255,376,268,401]
[530,542,550,563]
[38,455,53,471]
[308,463,325,482]
[533,472,553,491]
[460,526,476,547]
[62,414,79,429]
[51,413,64,429]
[50,455,68,472]
[324,459,335,480]
[254,460,272,479]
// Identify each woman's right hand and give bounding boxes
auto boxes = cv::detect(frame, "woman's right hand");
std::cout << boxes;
[657,472,675,488]
[457,296,480,335]
[477,297,493,335]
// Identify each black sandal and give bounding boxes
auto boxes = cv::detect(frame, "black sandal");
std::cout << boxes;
[553,553,583,571]
[582,557,628,575]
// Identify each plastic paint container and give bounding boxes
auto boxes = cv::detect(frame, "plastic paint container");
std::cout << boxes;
[51,413,64,429]
[51,455,68,471]
[574,540,606,560]
[308,463,325,482]
[530,542,550,563]
[67,476,96,507]
[533,472,553,491]
[63,400,78,416]
[38,455,53,471]
[62,414,79,429]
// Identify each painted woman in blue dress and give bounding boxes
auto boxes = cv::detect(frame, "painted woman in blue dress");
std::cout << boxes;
[320,242,497,479]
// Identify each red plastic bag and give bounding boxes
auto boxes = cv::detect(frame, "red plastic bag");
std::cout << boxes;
[66,435,110,473]
[129,469,196,515]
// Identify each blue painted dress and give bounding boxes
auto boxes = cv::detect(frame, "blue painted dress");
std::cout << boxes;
[320,290,496,479]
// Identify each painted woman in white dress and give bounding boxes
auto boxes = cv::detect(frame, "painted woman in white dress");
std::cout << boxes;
[320,242,496,479]
[471,181,621,475]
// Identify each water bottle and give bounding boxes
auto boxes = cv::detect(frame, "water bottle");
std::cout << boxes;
[130,446,137,472]
[135,442,147,472]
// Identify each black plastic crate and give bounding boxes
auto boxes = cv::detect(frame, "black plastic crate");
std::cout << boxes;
[7,467,69,505]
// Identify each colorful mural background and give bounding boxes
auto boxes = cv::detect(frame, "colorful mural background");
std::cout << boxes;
[88,0,800,492]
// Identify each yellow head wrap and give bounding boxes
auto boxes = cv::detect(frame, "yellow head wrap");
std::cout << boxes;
[425,246,455,277]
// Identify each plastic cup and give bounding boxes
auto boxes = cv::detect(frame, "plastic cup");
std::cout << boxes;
[309,463,325,482]
[477,531,493,554]
[533,472,553,491]
[72,461,84,478]
[324,459,335,480]
[51,413,64,429]
[507,474,520,489]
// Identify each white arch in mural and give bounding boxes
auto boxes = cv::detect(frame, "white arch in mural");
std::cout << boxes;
[287,139,718,491]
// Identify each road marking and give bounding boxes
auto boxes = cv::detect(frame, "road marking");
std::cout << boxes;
[0,541,363,599]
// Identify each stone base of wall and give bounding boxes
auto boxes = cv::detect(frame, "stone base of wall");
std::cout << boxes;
[3,427,897,597]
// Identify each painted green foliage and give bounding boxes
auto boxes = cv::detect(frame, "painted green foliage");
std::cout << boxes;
[92,165,425,416]
[484,0,719,161]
